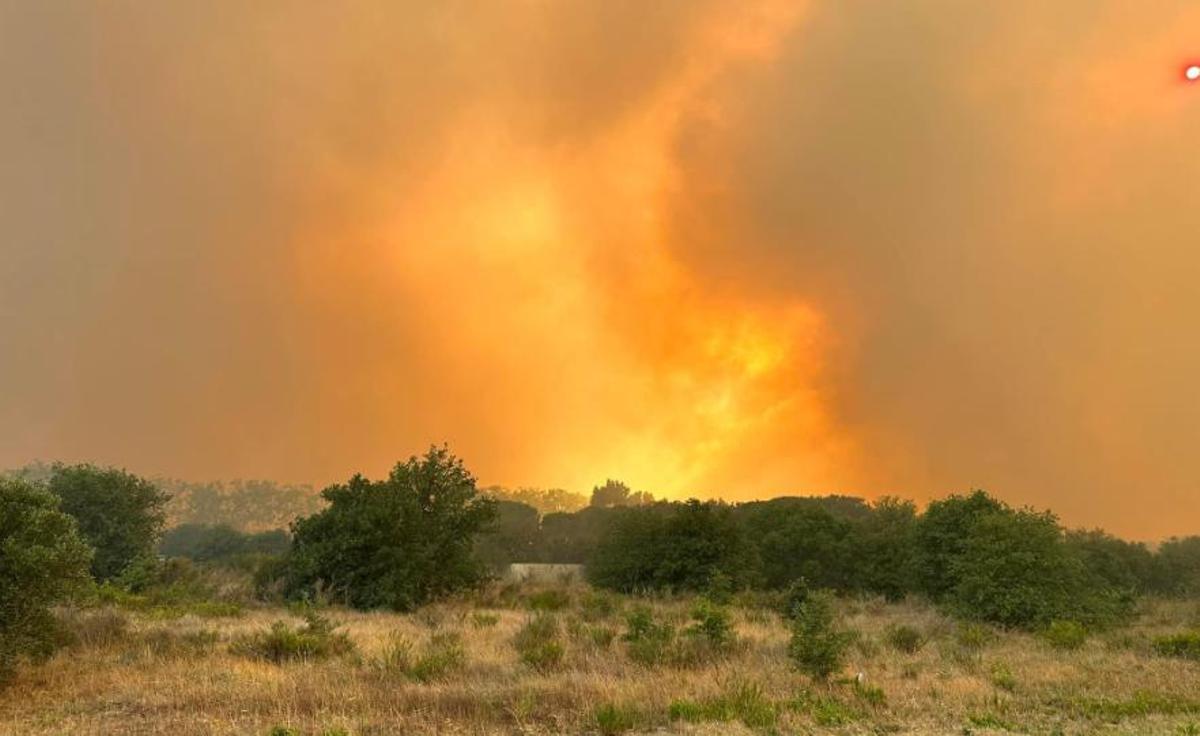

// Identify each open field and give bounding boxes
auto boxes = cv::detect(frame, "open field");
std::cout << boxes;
[4,587,1200,736]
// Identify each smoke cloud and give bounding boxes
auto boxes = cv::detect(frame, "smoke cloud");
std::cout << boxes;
[3,1,1199,538]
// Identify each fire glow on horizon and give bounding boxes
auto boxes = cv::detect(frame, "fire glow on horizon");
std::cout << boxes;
[5,2,1200,539]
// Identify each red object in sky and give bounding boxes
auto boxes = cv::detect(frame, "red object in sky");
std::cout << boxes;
[1185,64,1200,82]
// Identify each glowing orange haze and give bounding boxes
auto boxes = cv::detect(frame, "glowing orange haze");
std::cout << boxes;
[3,1,1200,539]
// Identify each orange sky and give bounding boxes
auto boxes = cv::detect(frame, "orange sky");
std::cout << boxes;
[3,1,1200,539]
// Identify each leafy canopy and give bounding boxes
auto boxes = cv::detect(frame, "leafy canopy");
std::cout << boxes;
[48,463,169,581]
[285,446,497,611]
[0,478,93,682]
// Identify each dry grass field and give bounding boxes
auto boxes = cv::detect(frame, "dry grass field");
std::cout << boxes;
[3,585,1200,736]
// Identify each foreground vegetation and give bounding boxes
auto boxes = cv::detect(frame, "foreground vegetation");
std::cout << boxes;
[5,582,1200,735]
[7,448,1200,733]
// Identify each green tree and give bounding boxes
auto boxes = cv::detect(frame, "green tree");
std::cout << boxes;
[0,478,93,682]
[1151,536,1200,597]
[739,499,854,590]
[284,446,497,611]
[912,490,1004,600]
[589,479,653,508]
[588,500,757,592]
[947,507,1130,629]
[788,590,852,681]
[480,486,587,515]
[853,497,918,600]
[1066,529,1155,594]
[48,463,169,581]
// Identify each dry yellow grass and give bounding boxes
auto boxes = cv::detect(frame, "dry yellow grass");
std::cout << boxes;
[3,589,1200,735]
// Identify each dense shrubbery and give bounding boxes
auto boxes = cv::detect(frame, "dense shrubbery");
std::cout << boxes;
[282,447,497,611]
[273,478,1200,622]
[788,591,853,680]
[587,500,757,593]
[12,447,1200,637]
[0,478,93,682]
[942,505,1127,628]
[230,613,354,663]
[48,463,169,582]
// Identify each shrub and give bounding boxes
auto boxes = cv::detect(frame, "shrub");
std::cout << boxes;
[594,703,639,735]
[787,690,865,726]
[939,502,1132,629]
[668,680,777,729]
[956,622,998,651]
[854,681,887,708]
[407,633,467,682]
[885,624,924,654]
[705,571,735,605]
[780,578,811,620]
[740,500,856,591]
[991,663,1018,692]
[622,606,675,666]
[0,478,93,683]
[811,698,859,727]
[788,591,853,681]
[587,501,756,593]
[1153,632,1200,661]
[681,600,734,653]
[284,446,497,611]
[912,491,1005,600]
[514,614,564,671]
[1042,620,1088,651]
[231,613,354,663]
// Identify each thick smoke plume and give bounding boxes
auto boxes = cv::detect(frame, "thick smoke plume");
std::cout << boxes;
[3,1,1199,538]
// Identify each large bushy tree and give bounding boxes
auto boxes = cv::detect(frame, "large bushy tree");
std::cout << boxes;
[587,500,756,592]
[739,499,855,590]
[0,478,93,682]
[852,497,919,600]
[48,463,169,581]
[912,490,1005,600]
[1066,529,1155,595]
[284,446,497,611]
[1151,536,1200,597]
[946,507,1081,628]
[589,479,654,508]
[938,501,1133,629]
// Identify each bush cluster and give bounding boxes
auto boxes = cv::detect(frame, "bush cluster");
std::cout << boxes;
[231,613,355,664]
[513,614,564,671]
[0,478,93,683]
[583,490,1143,630]
[378,632,466,682]
[1152,632,1200,661]
[788,591,854,681]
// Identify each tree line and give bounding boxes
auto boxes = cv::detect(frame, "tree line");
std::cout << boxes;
[6,448,1200,682]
